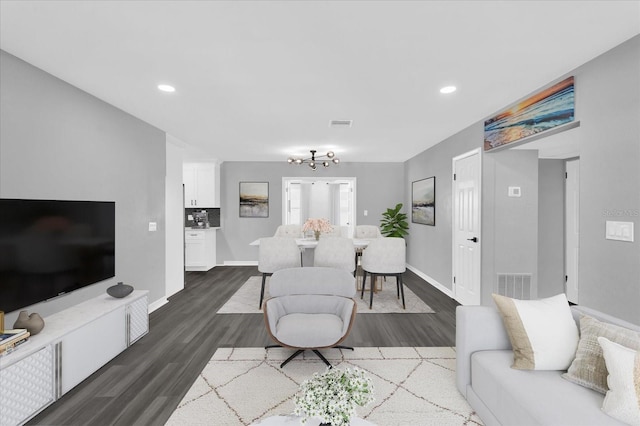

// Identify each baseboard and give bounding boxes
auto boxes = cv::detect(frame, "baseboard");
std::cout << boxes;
[223,260,259,266]
[406,264,454,298]
[148,297,169,313]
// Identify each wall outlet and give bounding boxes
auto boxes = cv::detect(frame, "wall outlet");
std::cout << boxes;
[364,210,368,216]
[149,222,157,232]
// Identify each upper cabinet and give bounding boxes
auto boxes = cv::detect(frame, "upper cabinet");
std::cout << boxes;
[183,163,217,208]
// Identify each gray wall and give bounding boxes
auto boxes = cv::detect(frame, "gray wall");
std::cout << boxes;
[404,124,480,289]
[403,35,640,324]
[573,35,640,323]
[481,150,539,302]
[538,159,566,298]
[218,161,404,263]
[0,50,167,324]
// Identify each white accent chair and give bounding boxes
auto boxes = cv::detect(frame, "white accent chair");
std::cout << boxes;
[258,237,301,309]
[263,267,357,368]
[274,224,303,238]
[360,237,406,309]
[313,237,356,275]
[355,225,382,239]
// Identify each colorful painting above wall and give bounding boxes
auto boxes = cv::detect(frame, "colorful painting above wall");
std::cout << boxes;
[484,76,575,151]
[239,182,269,218]
[412,177,435,226]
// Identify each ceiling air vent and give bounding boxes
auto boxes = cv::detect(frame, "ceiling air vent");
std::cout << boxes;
[329,119,353,128]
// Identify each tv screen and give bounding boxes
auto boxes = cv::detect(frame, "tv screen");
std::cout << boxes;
[0,199,115,313]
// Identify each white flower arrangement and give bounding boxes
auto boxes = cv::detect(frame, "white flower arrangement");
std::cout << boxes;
[293,367,374,426]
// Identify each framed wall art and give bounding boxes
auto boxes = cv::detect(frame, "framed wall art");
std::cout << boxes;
[484,76,575,151]
[239,182,269,218]
[412,177,435,226]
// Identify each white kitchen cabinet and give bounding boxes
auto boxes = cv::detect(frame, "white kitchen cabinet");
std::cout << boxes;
[183,163,216,208]
[185,228,217,271]
[0,292,148,426]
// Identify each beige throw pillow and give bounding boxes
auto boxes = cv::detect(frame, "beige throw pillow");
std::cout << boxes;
[492,293,579,370]
[563,315,640,394]
[597,337,640,425]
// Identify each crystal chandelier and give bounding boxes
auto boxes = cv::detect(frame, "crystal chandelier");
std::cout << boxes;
[287,150,340,170]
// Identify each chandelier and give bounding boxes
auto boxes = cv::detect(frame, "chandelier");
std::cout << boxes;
[287,150,340,170]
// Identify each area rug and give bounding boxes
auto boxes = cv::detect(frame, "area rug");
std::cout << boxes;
[217,276,435,314]
[166,347,483,426]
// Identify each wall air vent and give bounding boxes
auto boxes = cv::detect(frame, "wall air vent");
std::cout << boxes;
[329,119,353,128]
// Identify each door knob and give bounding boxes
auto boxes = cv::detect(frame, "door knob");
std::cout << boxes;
[467,237,478,243]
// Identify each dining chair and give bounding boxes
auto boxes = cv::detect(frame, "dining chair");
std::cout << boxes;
[274,224,303,238]
[360,237,406,309]
[263,267,357,368]
[258,237,301,309]
[355,225,382,239]
[313,237,356,274]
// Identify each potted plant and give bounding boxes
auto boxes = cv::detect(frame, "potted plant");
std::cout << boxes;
[380,203,409,238]
[294,367,374,426]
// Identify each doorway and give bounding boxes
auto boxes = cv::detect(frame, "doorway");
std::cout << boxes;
[452,149,482,305]
[282,177,356,237]
[565,158,580,303]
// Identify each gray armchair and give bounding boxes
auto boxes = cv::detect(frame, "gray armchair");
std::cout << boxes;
[263,267,357,368]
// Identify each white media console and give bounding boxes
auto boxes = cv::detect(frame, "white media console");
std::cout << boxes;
[0,290,149,426]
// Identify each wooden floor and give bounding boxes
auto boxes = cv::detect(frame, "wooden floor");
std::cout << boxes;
[29,266,459,426]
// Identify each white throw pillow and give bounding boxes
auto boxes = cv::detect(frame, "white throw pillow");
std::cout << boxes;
[598,337,640,426]
[492,293,579,370]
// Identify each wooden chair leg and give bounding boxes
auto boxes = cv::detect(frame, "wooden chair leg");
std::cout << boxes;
[369,273,376,309]
[361,271,367,299]
[259,273,268,309]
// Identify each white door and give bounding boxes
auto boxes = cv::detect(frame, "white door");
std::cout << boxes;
[453,149,482,305]
[565,158,580,303]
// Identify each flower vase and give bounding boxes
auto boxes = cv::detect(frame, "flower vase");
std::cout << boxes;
[314,230,321,240]
[13,311,45,335]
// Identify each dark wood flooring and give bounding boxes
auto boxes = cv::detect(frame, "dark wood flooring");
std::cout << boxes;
[28,266,458,426]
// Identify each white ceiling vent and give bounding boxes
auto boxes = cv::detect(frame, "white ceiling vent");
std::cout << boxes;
[329,119,353,128]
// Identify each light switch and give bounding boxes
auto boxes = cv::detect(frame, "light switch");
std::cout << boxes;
[364,210,368,216]
[149,222,157,232]
[508,186,521,197]
[605,221,634,242]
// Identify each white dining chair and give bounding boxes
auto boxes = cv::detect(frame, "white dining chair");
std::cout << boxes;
[258,237,301,309]
[313,237,356,274]
[274,224,303,238]
[360,237,406,309]
[355,225,382,239]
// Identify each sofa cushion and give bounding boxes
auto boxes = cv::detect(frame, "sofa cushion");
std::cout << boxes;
[275,313,344,348]
[471,350,626,425]
[598,337,640,425]
[564,315,640,394]
[492,293,579,370]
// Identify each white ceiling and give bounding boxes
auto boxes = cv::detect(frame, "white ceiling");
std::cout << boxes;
[1,1,639,163]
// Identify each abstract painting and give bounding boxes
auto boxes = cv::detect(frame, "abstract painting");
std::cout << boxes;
[484,76,575,151]
[412,177,435,226]
[239,182,269,218]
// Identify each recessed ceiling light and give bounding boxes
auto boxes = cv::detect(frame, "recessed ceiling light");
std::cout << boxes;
[157,84,176,93]
[440,85,457,94]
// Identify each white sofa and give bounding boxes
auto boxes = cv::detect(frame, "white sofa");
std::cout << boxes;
[456,304,640,426]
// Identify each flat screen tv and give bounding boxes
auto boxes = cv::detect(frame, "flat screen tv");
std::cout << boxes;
[0,199,115,314]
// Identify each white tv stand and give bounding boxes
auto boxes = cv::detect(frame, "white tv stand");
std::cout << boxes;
[0,291,148,426]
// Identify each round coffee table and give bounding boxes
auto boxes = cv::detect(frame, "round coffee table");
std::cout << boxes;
[252,415,375,426]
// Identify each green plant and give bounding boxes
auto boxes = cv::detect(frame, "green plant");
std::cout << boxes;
[380,203,409,238]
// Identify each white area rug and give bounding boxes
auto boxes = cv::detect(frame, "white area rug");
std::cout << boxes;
[217,276,435,314]
[166,347,482,426]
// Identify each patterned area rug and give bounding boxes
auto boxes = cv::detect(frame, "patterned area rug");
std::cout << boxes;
[217,276,435,314]
[166,347,482,426]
